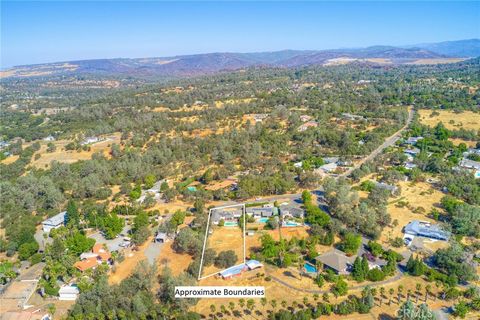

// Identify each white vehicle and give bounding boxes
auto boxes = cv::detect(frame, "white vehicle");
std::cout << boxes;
[119,241,131,248]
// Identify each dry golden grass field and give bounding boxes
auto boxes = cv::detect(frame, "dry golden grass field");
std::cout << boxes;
[449,137,478,147]
[380,181,445,246]
[406,58,467,65]
[192,268,460,319]
[26,133,121,169]
[202,226,245,277]
[418,109,480,131]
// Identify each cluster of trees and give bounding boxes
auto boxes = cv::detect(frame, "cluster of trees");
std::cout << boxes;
[323,178,391,239]
[440,196,480,237]
[302,190,330,227]
[68,262,200,319]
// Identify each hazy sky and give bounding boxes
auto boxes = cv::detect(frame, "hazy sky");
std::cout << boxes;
[1,1,479,67]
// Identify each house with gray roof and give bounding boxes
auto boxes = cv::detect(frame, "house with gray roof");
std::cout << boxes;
[374,182,399,195]
[315,249,355,275]
[279,205,305,219]
[246,207,277,218]
[404,136,423,145]
[42,211,66,233]
[460,158,480,170]
[404,220,450,241]
[211,208,242,225]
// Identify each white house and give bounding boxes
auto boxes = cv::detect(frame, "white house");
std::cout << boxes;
[58,285,80,301]
[42,211,66,233]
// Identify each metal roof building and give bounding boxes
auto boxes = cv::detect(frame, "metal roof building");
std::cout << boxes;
[404,220,450,241]
[42,211,66,233]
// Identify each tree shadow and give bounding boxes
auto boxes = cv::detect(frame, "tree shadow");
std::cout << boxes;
[378,313,395,320]
[283,270,296,278]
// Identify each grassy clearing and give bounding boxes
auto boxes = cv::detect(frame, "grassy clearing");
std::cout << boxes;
[380,181,445,246]
[28,133,121,169]
[418,109,480,131]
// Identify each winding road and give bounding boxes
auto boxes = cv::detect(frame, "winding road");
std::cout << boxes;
[340,107,415,178]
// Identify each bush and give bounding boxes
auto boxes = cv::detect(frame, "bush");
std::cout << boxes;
[18,241,39,260]
[29,253,43,265]
[366,268,385,282]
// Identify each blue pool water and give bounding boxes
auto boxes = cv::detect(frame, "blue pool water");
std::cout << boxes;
[257,218,269,223]
[304,263,317,273]
[284,221,301,227]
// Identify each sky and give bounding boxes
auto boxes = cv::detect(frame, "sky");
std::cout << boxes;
[1,1,479,68]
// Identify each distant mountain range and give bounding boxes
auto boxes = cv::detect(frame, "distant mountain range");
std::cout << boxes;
[2,39,479,79]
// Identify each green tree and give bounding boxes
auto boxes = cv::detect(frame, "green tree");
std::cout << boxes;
[339,233,361,255]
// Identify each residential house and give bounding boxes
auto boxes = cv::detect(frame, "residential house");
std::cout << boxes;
[342,113,365,121]
[322,157,339,164]
[252,114,269,122]
[43,135,55,142]
[314,162,338,176]
[42,211,66,233]
[404,137,423,145]
[279,205,305,219]
[404,162,417,170]
[81,136,100,145]
[74,244,112,272]
[297,121,318,132]
[373,182,399,195]
[58,285,80,301]
[246,207,277,218]
[463,148,480,157]
[459,158,480,178]
[0,141,10,149]
[404,147,420,157]
[211,208,242,225]
[138,179,165,203]
[300,115,312,122]
[404,220,450,241]
[315,249,355,275]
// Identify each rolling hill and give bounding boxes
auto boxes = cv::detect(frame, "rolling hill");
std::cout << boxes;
[1,39,478,79]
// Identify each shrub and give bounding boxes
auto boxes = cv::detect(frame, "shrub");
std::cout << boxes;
[367,268,385,282]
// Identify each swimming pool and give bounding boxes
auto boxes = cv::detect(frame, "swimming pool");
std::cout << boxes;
[257,218,269,223]
[304,263,317,273]
[283,221,301,227]
[224,221,238,227]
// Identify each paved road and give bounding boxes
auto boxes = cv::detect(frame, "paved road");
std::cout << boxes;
[340,107,415,178]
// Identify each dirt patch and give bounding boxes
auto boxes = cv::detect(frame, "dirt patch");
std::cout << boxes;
[108,237,153,285]
[157,242,193,276]
[418,109,480,131]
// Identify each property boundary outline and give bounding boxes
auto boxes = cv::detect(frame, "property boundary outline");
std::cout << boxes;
[198,203,246,280]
